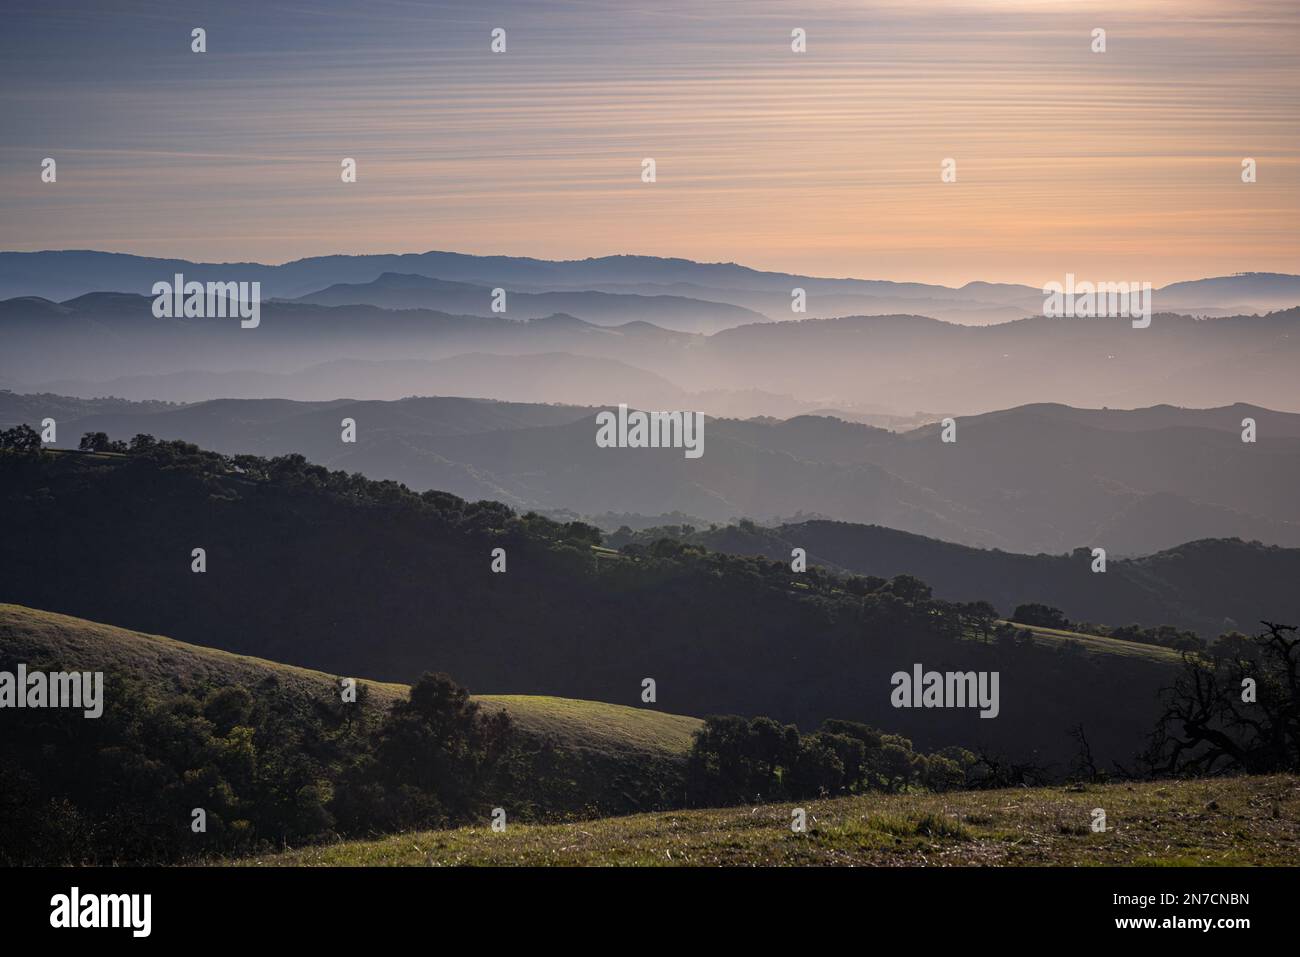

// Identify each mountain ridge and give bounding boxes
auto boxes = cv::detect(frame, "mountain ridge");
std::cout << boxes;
[5,390,1298,557]
[5,249,1299,321]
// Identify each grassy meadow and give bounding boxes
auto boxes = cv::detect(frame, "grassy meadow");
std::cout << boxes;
[242,773,1300,867]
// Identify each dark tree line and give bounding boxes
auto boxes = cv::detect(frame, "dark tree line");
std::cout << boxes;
[0,667,519,865]
[0,424,41,452]
[685,715,976,805]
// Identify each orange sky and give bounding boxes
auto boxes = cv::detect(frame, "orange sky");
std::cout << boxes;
[2,0,1297,285]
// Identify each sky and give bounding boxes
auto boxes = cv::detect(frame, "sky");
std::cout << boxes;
[1,0,1297,286]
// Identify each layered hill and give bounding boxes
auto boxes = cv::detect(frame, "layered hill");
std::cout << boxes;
[10,391,1298,556]
[4,289,1300,417]
[291,272,767,333]
[610,521,1300,638]
[0,442,1180,767]
[6,250,1299,321]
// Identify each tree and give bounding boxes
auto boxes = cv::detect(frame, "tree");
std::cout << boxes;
[560,520,602,547]
[745,716,799,796]
[0,424,41,453]
[687,715,782,804]
[960,600,999,641]
[370,672,513,823]
[967,748,1050,789]
[868,738,923,792]
[78,432,126,453]
[884,574,932,607]
[1068,723,1105,783]
[921,752,967,792]
[814,731,867,791]
[847,575,887,597]
[686,715,759,805]
[1012,603,1069,629]
[1111,622,1203,652]
[786,734,846,797]
[1144,621,1300,776]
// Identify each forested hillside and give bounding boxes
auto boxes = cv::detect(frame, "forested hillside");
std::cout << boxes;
[0,440,1177,766]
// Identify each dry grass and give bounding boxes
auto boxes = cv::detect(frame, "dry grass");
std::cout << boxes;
[241,774,1300,867]
[0,604,698,758]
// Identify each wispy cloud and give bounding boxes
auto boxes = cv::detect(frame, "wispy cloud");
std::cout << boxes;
[1,0,1296,283]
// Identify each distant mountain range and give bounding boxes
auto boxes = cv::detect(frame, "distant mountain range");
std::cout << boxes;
[291,272,768,333]
[4,291,1300,417]
[4,249,1299,323]
[7,391,1298,557]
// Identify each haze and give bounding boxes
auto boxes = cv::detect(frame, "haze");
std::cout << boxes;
[2,0,1298,285]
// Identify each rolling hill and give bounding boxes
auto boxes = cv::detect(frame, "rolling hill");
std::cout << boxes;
[36,353,694,409]
[0,292,698,387]
[0,604,699,760]
[0,440,1181,768]
[5,290,1300,418]
[610,520,1300,637]
[0,603,700,836]
[244,772,1300,867]
[291,272,768,333]
[13,390,1298,556]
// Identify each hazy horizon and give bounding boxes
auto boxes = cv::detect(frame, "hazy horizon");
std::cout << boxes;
[3,0,1298,286]
[5,245,1299,292]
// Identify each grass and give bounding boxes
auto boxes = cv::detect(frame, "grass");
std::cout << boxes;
[476,694,699,756]
[8,604,1294,868]
[240,774,1300,867]
[0,602,1182,768]
[0,603,407,710]
[0,604,700,758]
[997,620,1185,663]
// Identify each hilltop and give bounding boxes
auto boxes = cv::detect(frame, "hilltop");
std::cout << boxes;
[0,604,699,764]
[0,603,703,864]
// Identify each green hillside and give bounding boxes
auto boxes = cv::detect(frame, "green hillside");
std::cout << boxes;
[999,621,1184,664]
[242,772,1300,867]
[0,603,710,864]
[0,604,699,761]
[476,694,698,757]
